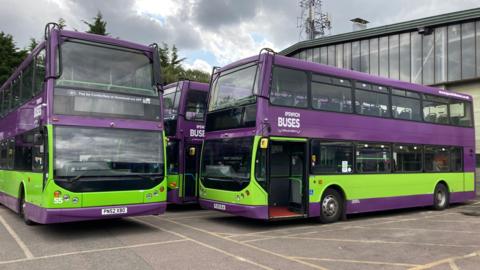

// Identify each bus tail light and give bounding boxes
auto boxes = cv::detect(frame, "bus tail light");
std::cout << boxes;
[160,186,165,192]
[245,190,250,196]
[54,191,61,198]
[170,182,177,188]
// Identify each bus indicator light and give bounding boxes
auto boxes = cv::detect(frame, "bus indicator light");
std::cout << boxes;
[54,191,61,198]
[160,186,165,192]
[260,138,269,149]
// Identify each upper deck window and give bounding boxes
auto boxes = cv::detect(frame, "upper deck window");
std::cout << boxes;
[185,90,207,122]
[391,89,421,121]
[311,74,352,113]
[423,94,449,124]
[163,85,181,120]
[56,40,155,96]
[209,63,258,111]
[449,99,472,127]
[270,67,308,108]
[355,82,390,118]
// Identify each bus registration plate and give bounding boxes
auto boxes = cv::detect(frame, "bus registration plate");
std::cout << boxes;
[101,207,128,215]
[213,203,226,211]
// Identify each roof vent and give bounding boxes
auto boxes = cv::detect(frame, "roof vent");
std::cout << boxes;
[350,18,369,31]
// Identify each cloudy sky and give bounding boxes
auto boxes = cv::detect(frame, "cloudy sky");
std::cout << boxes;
[1,0,479,72]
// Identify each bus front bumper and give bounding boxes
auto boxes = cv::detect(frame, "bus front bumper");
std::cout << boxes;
[199,198,268,220]
[25,202,167,224]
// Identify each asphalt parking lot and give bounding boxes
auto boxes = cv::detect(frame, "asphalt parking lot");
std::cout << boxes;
[1,192,480,270]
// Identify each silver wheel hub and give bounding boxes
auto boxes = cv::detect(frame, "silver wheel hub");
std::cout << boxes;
[436,190,446,206]
[322,195,338,217]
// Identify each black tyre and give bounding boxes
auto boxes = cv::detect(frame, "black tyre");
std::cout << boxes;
[19,189,35,226]
[318,188,344,224]
[433,183,449,211]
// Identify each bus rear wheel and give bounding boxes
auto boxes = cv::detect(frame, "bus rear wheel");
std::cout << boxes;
[318,188,343,224]
[433,183,449,211]
[19,190,35,226]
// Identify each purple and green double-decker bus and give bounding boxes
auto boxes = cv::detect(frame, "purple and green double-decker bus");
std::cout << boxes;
[163,81,209,204]
[0,24,167,224]
[199,50,475,222]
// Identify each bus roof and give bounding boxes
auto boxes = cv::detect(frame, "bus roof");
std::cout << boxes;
[217,53,472,102]
[164,80,209,92]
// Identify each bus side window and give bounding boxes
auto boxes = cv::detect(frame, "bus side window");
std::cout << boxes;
[32,132,45,172]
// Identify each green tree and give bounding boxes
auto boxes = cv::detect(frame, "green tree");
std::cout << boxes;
[0,32,27,86]
[28,38,38,53]
[58,17,67,29]
[83,11,108,36]
[157,43,210,84]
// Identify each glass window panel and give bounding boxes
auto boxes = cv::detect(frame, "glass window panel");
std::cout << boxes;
[435,27,447,83]
[461,22,475,79]
[185,90,208,121]
[393,145,422,172]
[311,141,354,174]
[270,67,308,108]
[422,34,434,85]
[423,99,449,124]
[320,47,328,64]
[379,36,389,77]
[477,21,480,77]
[392,95,421,121]
[355,89,390,117]
[34,49,46,96]
[399,33,410,82]
[336,44,343,68]
[356,143,391,173]
[360,39,369,73]
[352,41,360,71]
[411,32,422,83]
[449,100,473,127]
[313,47,320,63]
[328,45,336,66]
[311,80,352,113]
[308,48,314,61]
[12,79,21,108]
[450,147,463,172]
[21,62,34,103]
[389,35,399,79]
[448,25,461,81]
[343,42,351,69]
[299,50,306,60]
[369,38,379,75]
[424,146,449,172]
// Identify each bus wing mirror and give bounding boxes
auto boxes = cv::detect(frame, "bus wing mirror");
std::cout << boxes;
[152,48,162,87]
[33,134,44,145]
[260,138,269,149]
[189,147,196,156]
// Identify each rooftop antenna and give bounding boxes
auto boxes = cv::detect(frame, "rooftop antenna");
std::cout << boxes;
[297,0,331,40]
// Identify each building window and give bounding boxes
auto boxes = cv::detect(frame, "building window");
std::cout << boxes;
[355,82,390,118]
[424,146,449,172]
[461,22,475,79]
[422,33,434,85]
[311,141,354,174]
[393,145,422,172]
[389,34,399,79]
[360,39,369,73]
[399,33,410,82]
[448,24,461,81]
[311,74,352,113]
[369,38,379,76]
[356,143,391,173]
[392,89,421,121]
[343,42,352,69]
[313,48,320,63]
[477,21,480,77]
[435,27,447,83]
[423,95,449,124]
[336,44,343,68]
[411,32,422,83]
[270,67,308,108]
[320,46,328,64]
[328,45,336,66]
[379,36,389,77]
[352,41,360,71]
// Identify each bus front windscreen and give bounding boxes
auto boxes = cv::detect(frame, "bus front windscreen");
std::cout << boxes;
[201,137,253,191]
[209,63,258,111]
[54,126,164,179]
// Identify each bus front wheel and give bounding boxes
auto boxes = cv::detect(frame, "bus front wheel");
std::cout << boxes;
[18,189,35,226]
[318,188,344,224]
[433,183,449,211]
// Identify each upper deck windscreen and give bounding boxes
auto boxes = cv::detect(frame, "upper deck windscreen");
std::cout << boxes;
[209,63,258,111]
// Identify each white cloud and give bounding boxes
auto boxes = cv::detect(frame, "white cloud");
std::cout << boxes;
[183,58,212,73]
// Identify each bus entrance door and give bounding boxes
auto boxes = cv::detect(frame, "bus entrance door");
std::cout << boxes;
[183,144,200,202]
[268,140,307,219]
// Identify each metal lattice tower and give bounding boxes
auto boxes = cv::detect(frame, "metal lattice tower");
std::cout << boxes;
[297,0,331,40]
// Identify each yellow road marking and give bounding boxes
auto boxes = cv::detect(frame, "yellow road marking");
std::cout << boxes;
[292,256,419,267]
[134,218,275,270]
[0,239,188,265]
[0,215,34,259]
[408,251,478,270]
